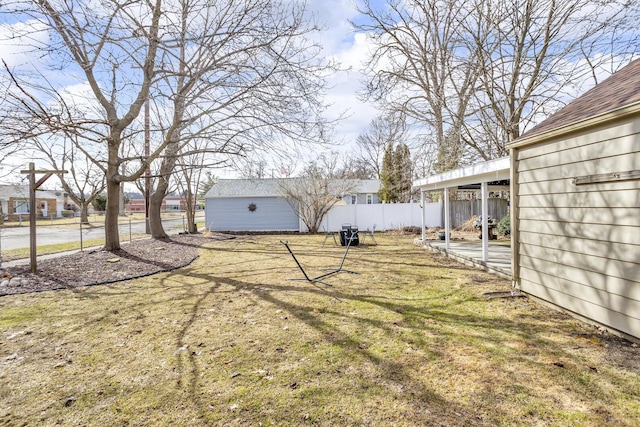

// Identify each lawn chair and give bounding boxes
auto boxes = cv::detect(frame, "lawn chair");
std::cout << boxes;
[360,225,377,245]
[321,226,339,248]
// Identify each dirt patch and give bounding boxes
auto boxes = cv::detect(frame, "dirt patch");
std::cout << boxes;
[0,233,233,296]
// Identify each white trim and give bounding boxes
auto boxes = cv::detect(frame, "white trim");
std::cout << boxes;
[412,157,510,190]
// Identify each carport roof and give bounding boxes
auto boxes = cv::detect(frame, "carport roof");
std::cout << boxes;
[412,157,510,191]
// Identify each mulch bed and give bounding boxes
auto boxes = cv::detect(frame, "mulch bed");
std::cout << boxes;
[0,233,233,296]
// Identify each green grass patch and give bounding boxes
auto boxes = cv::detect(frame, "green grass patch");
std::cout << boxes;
[0,234,638,426]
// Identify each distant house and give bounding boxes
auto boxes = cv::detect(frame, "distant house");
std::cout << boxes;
[507,59,640,340]
[124,195,188,213]
[0,184,64,221]
[204,178,381,232]
[342,179,380,205]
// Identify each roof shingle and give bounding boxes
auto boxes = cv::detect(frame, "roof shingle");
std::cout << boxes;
[518,58,640,140]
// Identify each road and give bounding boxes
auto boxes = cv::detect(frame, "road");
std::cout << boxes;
[0,214,201,251]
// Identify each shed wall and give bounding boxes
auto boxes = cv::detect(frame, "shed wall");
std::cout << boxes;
[513,115,640,338]
[205,197,299,231]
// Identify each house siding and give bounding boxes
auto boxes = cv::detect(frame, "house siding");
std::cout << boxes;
[205,196,298,231]
[7,197,58,221]
[513,116,640,339]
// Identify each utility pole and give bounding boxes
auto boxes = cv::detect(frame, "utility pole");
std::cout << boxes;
[20,163,67,273]
[145,98,151,234]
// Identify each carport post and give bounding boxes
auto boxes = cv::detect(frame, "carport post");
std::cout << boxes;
[420,190,426,244]
[444,187,450,250]
[481,181,489,262]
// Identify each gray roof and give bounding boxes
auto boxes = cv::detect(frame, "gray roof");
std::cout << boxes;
[0,184,29,200]
[205,178,380,198]
[205,179,284,198]
[354,179,381,194]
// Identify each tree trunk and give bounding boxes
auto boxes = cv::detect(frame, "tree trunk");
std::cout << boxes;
[104,142,121,251]
[183,180,197,233]
[80,203,89,224]
[104,177,121,250]
[148,187,167,238]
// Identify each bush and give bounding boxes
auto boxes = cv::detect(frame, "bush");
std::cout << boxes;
[61,210,75,218]
[92,194,107,212]
[497,215,510,237]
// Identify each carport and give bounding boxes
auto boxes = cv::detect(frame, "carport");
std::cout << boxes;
[413,157,511,275]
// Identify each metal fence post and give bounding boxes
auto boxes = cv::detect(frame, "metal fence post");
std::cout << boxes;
[129,218,132,242]
[80,221,84,251]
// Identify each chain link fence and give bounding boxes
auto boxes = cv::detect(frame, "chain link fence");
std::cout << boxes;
[0,212,203,268]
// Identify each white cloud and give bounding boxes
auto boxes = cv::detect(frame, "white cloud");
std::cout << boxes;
[0,20,49,69]
[307,1,382,150]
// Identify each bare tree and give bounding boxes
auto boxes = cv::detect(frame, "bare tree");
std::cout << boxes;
[354,112,406,179]
[16,133,105,223]
[174,144,227,234]
[355,0,639,169]
[463,0,638,151]
[278,161,356,233]
[0,0,333,248]
[355,0,480,172]
[140,0,334,239]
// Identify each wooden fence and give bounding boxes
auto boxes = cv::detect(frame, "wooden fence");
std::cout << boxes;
[448,199,509,229]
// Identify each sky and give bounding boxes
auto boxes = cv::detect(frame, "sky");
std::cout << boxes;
[307,0,382,143]
[1,0,635,185]
[0,0,383,183]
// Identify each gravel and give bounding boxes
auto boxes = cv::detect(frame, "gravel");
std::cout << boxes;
[0,233,233,296]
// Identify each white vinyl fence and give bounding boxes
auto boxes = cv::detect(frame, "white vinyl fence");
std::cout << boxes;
[314,202,442,232]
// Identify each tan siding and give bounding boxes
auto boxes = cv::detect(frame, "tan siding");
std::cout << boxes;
[519,243,639,283]
[517,206,640,226]
[518,220,639,246]
[519,262,640,302]
[519,230,640,264]
[519,265,640,312]
[516,178,639,196]
[518,190,639,209]
[517,151,640,184]
[519,276,640,339]
[515,115,640,161]
[515,115,640,339]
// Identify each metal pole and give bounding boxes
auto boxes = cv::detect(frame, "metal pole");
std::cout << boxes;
[144,98,151,234]
[80,221,84,251]
[129,218,132,242]
[420,190,426,244]
[444,187,451,250]
[481,181,489,262]
[28,163,37,273]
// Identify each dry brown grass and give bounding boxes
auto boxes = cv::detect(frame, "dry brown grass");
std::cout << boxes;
[1,234,639,426]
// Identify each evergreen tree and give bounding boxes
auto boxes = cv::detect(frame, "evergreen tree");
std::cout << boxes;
[378,143,396,202]
[394,142,413,202]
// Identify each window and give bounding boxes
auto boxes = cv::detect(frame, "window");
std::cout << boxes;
[13,200,29,214]
[351,195,357,205]
[366,194,373,204]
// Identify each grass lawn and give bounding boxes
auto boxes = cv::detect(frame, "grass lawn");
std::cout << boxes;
[1,234,638,426]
